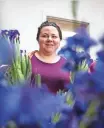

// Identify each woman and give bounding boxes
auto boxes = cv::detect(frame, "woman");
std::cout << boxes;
[29,21,70,93]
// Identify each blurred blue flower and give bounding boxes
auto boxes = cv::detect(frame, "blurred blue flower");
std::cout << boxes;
[0,85,21,126]
[0,29,20,66]
[97,50,104,62]
[1,26,104,128]
[99,33,104,45]
[0,85,73,127]
[66,26,96,51]
[9,30,20,41]
[0,35,13,65]
[89,52,104,92]
[75,24,89,38]
[58,26,94,74]
[1,30,9,36]
[58,46,76,60]
[62,59,76,72]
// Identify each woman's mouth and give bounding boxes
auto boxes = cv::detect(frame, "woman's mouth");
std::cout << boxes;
[46,44,53,47]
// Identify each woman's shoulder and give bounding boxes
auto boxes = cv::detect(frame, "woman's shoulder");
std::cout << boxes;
[60,56,67,62]
[28,50,38,59]
[57,56,67,66]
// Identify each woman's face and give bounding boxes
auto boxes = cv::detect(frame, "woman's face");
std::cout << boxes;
[38,26,61,55]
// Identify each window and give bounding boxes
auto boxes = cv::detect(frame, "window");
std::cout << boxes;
[47,16,89,52]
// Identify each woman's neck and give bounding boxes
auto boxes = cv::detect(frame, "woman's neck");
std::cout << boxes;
[35,50,60,63]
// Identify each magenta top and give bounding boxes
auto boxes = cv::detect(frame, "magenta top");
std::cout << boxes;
[31,55,70,93]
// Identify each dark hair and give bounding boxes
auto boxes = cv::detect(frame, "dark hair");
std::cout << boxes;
[36,21,62,41]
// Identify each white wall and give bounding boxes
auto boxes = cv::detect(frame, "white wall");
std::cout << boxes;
[0,0,104,59]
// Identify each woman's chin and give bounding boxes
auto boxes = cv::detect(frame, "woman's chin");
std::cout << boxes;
[44,48,54,53]
[45,50,55,55]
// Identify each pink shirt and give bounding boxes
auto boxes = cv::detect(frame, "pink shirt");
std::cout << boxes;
[31,55,70,93]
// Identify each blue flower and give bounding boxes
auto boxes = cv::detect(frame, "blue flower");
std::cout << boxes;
[9,30,20,41]
[62,59,76,72]
[1,30,9,36]
[0,65,9,82]
[0,85,21,126]
[0,35,13,65]
[99,34,104,45]
[97,50,104,62]
[91,68,104,92]
[89,50,104,92]
[58,46,76,60]
[0,85,73,127]
[66,26,96,51]
[0,29,21,66]
[58,27,95,73]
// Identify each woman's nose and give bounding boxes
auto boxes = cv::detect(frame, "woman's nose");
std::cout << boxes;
[48,36,52,41]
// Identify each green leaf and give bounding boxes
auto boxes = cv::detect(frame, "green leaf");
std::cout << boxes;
[52,112,61,124]
[70,71,75,84]
[66,92,74,105]
[78,60,88,71]
[35,74,41,87]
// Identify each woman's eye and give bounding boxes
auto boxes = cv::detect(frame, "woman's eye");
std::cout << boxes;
[41,35,57,39]
[42,35,48,38]
[52,35,57,38]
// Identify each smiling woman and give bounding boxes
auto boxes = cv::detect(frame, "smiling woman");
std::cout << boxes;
[36,25,61,62]
[28,21,70,93]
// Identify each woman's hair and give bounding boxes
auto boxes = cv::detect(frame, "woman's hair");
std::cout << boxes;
[36,21,62,41]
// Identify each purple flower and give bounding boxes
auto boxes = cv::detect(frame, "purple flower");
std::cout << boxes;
[0,85,21,126]
[75,24,89,38]
[90,64,104,92]
[0,29,21,66]
[99,33,104,45]
[67,34,96,51]
[0,35,13,65]
[62,59,76,72]
[9,30,20,41]
[97,50,104,62]
[58,26,95,73]
[0,85,73,127]
[1,30,9,36]
[90,49,104,92]
[0,65,9,80]
[66,26,96,51]
[58,46,76,60]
